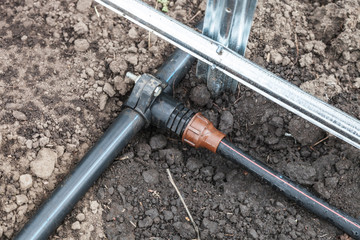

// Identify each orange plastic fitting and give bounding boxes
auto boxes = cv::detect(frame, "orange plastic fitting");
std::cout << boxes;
[182,113,226,153]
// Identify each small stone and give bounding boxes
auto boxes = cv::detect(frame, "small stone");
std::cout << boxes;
[202,218,218,234]
[3,203,17,213]
[285,162,316,185]
[173,222,195,239]
[109,59,128,74]
[354,78,360,89]
[76,213,86,222]
[145,208,159,219]
[103,83,115,97]
[114,76,132,95]
[219,111,234,134]
[138,216,153,228]
[299,53,313,67]
[56,145,65,157]
[25,140,33,149]
[76,0,92,12]
[163,210,173,221]
[46,16,57,26]
[128,27,139,39]
[248,228,259,239]
[313,181,331,199]
[288,117,324,146]
[74,21,88,34]
[85,67,94,77]
[186,157,202,171]
[90,201,99,214]
[99,94,108,110]
[190,84,210,107]
[74,39,90,52]
[124,54,138,65]
[270,50,283,64]
[142,169,159,184]
[13,111,27,121]
[149,134,167,150]
[19,174,33,190]
[30,148,57,179]
[16,194,28,205]
[39,137,49,147]
[71,221,81,230]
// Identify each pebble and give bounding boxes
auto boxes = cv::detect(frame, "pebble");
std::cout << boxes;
[128,27,139,39]
[190,84,211,107]
[249,228,259,239]
[114,76,131,95]
[109,59,128,74]
[90,201,99,214]
[285,162,316,185]
[270,50,283,64]
[85,67,94,77]
[39,137,49,147]
[299,53,313,67]
[173,222,195,239]
[74,21,88,35]
[99,94,108,110]
[16,194,28,205]
[142,169,159,184]
[145,208,159,219]
[149,134,167,150]
[12,110,27,121]
[219,111,234,134]
[163,210,173,221]
[138,216,153,228]
[202,218,218,234]
[3,203,17,213]
[103,83,115,97]
[186,157,203,171]
[19,174,33,190]
[74,39,90,52]
[124,54,138,66]
[30,148,57,179]
[288,118,324,146]
[76,213,86,221]
[71,221,81,230]
[76,0,92,12]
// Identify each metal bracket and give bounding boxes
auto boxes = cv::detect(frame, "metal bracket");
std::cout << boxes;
[125,74,166,125]
[196,0,257,96]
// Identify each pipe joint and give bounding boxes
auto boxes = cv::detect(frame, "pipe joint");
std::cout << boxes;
[125,73,167,126]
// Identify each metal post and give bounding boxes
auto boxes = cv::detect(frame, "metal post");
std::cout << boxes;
[95,0,360,149]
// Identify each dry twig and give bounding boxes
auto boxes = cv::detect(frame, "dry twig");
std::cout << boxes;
[166,169,200,240]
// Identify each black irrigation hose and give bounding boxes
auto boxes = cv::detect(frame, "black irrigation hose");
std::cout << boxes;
[15,47,196,239]
[15,109,146,240]
[217,139,360,239]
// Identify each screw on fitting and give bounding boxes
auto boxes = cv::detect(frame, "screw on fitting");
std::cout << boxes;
[125,72,140,82]
[182,113,226,153]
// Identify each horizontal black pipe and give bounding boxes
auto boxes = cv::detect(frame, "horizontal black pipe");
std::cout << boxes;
[15,109,146,240]
[217,139,360,239]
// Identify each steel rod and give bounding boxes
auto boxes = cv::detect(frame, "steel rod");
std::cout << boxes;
[95,0,360,149]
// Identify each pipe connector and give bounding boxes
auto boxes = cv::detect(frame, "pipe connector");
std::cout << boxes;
[182,113,225,153]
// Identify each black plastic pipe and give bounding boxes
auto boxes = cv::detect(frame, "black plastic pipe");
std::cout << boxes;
[15,109,146,240]
[217,139,360,239]
[15,47,196,239]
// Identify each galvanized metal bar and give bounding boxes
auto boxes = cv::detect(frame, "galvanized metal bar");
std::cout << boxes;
[197,0,257,95]
[95,0,360,149]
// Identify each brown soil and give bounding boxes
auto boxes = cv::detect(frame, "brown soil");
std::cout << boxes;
[0,0,359,239]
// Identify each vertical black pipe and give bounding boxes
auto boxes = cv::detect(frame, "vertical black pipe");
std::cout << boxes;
[15,109,146,240]
[156,49,195,95]
[217,139,360,239]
